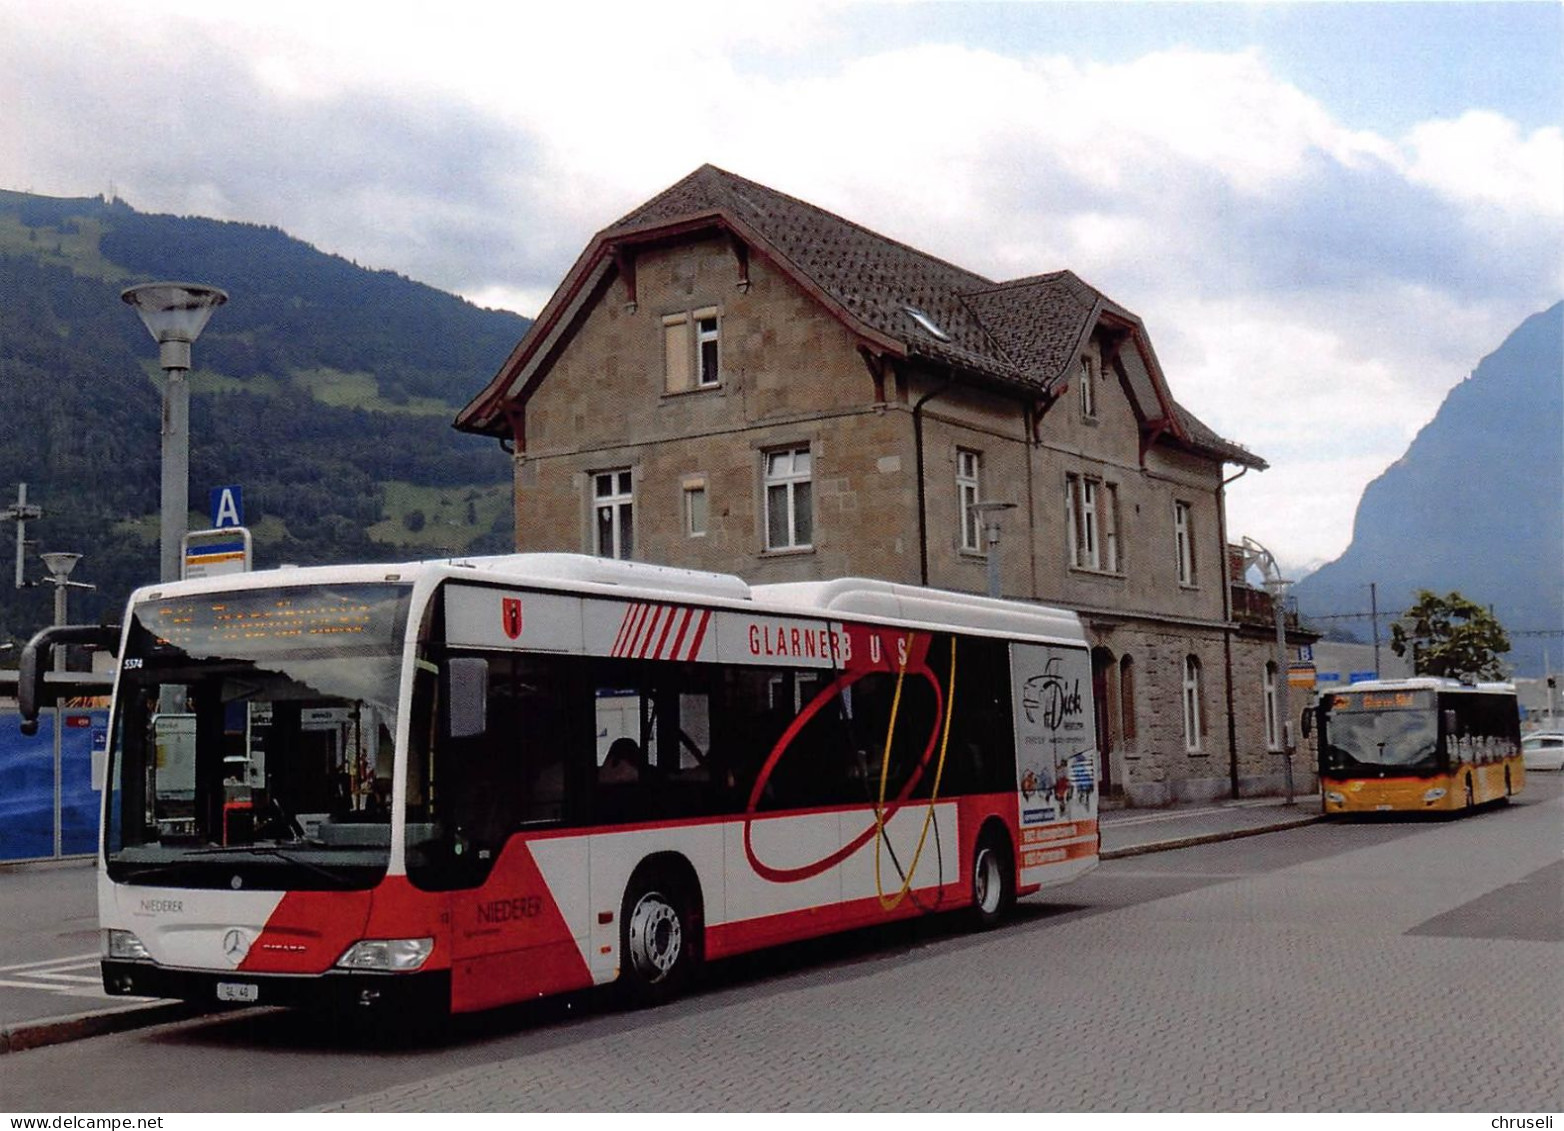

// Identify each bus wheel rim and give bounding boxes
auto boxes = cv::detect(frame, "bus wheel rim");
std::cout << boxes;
[628,892,682,980]
[975,847,1002,915]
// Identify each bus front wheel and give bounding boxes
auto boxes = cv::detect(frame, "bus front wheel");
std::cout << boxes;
[619,873,695,1006]
[970,827,1015,930]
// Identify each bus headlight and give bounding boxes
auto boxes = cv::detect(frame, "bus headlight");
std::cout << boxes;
[104,929,152,961]
[335,938,434,972]
[1324,791,1345,804]
[1422,788,1447,803]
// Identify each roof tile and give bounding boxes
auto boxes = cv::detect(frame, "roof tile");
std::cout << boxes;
[487,164,1263,467]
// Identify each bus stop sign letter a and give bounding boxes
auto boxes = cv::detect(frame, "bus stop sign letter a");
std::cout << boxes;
[211,486,243,529]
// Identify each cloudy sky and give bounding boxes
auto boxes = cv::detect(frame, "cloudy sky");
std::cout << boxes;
[3,1,1560,575]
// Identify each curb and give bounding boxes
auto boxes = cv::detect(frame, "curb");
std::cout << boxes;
[1101,812,1323,860]
[0,1000,204,1055]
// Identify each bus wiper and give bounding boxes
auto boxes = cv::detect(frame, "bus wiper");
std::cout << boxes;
[185,844,360,887]
[116,862,195,882]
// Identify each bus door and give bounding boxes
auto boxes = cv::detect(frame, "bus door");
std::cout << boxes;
[433,649,595,1011]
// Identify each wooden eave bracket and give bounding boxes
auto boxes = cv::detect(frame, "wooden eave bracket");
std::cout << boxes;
[728,232,751,291]
[613,245,638,312]
[503,405,527,455]
[1139,416,1172,466]
[1028,389,1062,443]
[1100,326,1130,371]
[857,346,891,403]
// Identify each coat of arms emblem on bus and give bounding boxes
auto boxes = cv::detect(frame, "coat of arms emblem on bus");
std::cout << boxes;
[501,596,523,640]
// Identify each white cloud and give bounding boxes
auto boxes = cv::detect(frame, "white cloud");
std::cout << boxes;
[1,2,1557,573]
[1404,111,1564,217]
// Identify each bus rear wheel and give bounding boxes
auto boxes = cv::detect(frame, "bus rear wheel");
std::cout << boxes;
[970,827,1015,930]
[619,873,695,1006]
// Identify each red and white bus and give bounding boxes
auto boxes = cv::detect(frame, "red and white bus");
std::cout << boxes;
[29,554,1098,1018]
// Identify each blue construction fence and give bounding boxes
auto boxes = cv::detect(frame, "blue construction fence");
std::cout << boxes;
[0,706,105,862]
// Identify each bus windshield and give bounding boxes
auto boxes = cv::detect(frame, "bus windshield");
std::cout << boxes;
[1320,692,1440,775]
[105,583,412,890]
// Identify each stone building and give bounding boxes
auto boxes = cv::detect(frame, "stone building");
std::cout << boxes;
[457,165,1312,805]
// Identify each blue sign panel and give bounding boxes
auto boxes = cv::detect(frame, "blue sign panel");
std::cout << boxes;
[0,708,106,861]
[210,485,243,529]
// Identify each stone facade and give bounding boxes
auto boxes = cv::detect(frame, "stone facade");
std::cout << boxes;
[460,166,1315,805]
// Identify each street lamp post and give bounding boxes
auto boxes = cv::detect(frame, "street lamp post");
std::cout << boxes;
[39,552,93,672]
[122,282,227,582]
[1238,536,1296,805]
[970,501,1017,599]
[1264,574,1295,805]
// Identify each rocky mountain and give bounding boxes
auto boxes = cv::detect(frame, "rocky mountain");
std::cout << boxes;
[0,189,529,645]
[1292,302,1563,677]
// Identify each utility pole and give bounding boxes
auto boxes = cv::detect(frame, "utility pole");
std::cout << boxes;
[1370,582,1381,676]
[3,483,43,589]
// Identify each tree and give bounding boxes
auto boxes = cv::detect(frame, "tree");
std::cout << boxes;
[1390,590,1511,680]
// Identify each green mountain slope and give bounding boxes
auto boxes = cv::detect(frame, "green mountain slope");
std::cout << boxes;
[0,190,528,644]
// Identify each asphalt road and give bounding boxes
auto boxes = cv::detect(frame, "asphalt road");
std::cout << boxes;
[2,777,1559,1113]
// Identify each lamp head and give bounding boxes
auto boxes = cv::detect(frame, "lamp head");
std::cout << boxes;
[40,552,81,580]
[122,282,227,371]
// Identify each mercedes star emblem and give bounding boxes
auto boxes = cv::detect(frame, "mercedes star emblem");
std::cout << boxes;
[222,928,251,965]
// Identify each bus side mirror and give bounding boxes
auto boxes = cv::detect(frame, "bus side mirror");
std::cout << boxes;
[446,657,489,739]
[18,623,120,735]
[1300,708,1313,740]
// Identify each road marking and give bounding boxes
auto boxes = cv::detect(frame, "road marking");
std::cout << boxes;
[0,952,99,974]
[0,954,137,1001]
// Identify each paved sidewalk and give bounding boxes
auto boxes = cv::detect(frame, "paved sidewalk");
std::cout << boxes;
[0,794,1322,1054]
[1099,793,1322,858]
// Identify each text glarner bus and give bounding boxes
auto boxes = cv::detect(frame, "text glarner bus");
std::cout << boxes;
[29,554,1099,1018]
[1313,677,1524,814]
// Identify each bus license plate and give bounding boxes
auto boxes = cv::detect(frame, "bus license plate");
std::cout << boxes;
[217,982,258,1003]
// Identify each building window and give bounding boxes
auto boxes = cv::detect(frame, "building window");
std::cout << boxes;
[683,477,708,538]
[1120,655,1136,747]
[1067,474,1119,572]
[663,307,721,393]
[1183,654,1203,752]
[1264,662,1281,751]
[1079,355,1097,419]
[696,313,720,387]
[957,448,982,553]
[764,446,813,551]
[593,468,633,560]
[1174,500,1196,585]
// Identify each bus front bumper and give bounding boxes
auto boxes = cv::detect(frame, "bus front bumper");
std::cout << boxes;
[102,959,451,1015]
[1321,777,1451,813]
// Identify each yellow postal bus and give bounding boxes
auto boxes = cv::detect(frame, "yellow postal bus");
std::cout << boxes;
[1313,678,1524,814]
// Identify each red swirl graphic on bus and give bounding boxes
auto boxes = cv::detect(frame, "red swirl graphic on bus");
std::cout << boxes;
[741,627,944,883]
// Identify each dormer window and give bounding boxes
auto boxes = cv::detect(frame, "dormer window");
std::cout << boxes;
[903,306,951,342]
[1079,355,1097,419]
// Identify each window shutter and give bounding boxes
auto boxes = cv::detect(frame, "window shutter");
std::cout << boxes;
[663,314,690,393]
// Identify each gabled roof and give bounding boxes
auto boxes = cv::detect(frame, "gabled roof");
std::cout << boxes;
[457,164,1265,470]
